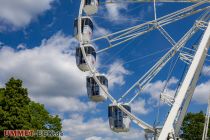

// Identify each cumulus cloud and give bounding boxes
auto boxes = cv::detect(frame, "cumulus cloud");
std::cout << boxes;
[0,31,136,139]
[142,73,210,105]
[144,77,177,100]
[17,44,26,50]
[62,114,145,140]
[0,32,100,120]
[93,20,110,38]
[85,136,103,140]
[143,77,178,106]
[202,65,210,76]
[106,72,177,112]
[0,31,130,112]
[193,80,210,104]
[192,65,210,104]
[106,61,131,88]
[167,77,178,86]
[131,99,151,115]
[0,32,87,98]
[104,2,128,23]
[33,96,96,113]
[0,0,54,30]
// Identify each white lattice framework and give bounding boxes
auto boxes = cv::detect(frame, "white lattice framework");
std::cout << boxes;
[76,0,210,139]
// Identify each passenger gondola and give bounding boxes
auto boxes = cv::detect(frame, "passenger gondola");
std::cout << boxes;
[108,104,131,132]
[76,44,96,71]
[74,16,93,43]
[86,74,108,102]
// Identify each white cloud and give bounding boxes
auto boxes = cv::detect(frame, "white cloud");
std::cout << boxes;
[193,80,210,104]
[33,96,96,113]
[93,20,110,38]
[62,114,110,140]
[202,65,210,76]
[142,74,210,105]
[85,136,103,140]
[106,60,130,88]
[144,80,165,100]
[193,65,210,104]
[0,32,86,98]
[0,32,136,139]
[143,77,178,105]
[94,25,110,38]
[62,114,145,140]
[17,44,26,50]
[131,99,151,115]
[0,32,100,118]
[105,2,128,23]
[139,3,164,20]
[167,77,178,86]
[0,0,54,30]
[103,2,163,24]
[0,31,130,115]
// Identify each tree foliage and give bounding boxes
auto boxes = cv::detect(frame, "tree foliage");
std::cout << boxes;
[0,78,62,139]
[180,111,210,140]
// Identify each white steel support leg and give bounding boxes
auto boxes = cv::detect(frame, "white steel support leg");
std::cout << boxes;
[158,22,210,140]
[174,53,206,135]
[202,93,210,140]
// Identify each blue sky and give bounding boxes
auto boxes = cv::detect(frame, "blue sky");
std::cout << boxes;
[0,0,209,140]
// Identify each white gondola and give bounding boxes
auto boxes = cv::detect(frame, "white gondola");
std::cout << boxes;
[76,44,96,71]
[74,16,93,43]
[83,0,99,15]
[86,74,108,102]
[108,103,131,132]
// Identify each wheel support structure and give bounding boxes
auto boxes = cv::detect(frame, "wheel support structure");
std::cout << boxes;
[158,22,210,140]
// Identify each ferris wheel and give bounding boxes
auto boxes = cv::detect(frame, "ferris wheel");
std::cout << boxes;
[73,0,210,139]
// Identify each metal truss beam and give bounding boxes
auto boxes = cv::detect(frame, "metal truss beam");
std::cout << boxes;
[118,24,198,103]
[202,93,210,140]
[158,21,210,140]
[95,1,209,53]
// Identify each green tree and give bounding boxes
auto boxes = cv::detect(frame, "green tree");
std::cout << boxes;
[0,78,62,139]
[180,111,210,140]
[29,101,61,131]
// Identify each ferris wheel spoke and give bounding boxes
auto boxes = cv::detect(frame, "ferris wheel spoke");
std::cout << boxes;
[118,22,200,103]
[109,25,153,42]
[157,25,177,46]
[93,0,208,43]
[96,32,145,53]
[95,2,208,54]
[91,22,149,42]
[159,6,210,27]
[109,25,150,42]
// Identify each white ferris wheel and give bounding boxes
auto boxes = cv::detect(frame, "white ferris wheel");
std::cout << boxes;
[74,0,210,140]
